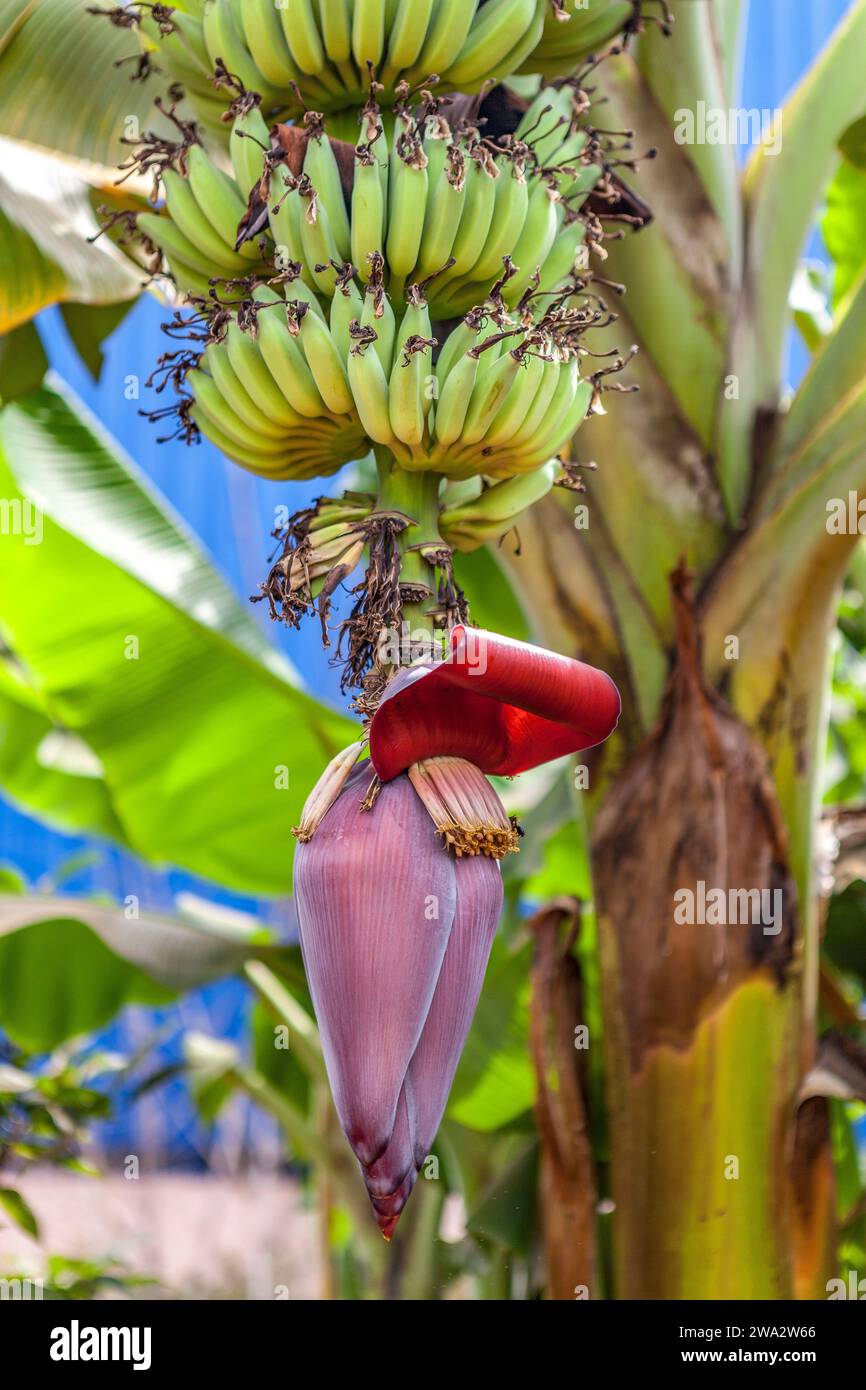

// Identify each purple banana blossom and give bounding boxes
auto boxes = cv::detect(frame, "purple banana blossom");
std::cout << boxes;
[294,762,502,1237]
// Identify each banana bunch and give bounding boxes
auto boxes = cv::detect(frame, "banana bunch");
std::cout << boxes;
[132,0,618,134]
[359,287,594,479]
[268,86,602,321]
[185,284,367,479]
[516,0,636,77]
[261,493,373,624]
[438,461,558,550]
[136,107,277,298]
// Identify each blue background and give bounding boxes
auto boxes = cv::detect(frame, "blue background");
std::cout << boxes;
[6,0,858,1163]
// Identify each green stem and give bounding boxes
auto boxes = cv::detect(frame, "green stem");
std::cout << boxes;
[374,451,445,638]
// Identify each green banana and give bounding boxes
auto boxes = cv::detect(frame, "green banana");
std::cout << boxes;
[506,179,561,302]
[298,178,342,295]
[161,169,249,274]
[203,342,288,439]
[386,126,428,289]
[479,349,546,447]
[351,146,386,280]
[405,0,478,83]
[439,459,557,550]
[415,138,466,280]
[330,275,364,362]
[431,349,479,449]
[303,128,352,260]
[444,0,537,87]
[186,145,259,263]
[460,348,521,444]
[443,148,498,282]
[388,287,435,447]
[465,159,529,284]
[138,211,216,285]
[348,330,395,446]
[269,168,305,268]
[280,0,326,75]
[189,368,292,454]
[239,0,301,86]
[230,104,270,199]
[253,288,329,417]
[202,0,275,100]
[294,304,355,415]
[352,0,386,67]
[381,0,436,80]
[224,322,307,428]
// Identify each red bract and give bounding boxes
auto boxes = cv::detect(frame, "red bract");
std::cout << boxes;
[368,625,621,782]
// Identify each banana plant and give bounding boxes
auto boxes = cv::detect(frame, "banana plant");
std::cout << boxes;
[0,0,864,1300]
[500,0,866,1298]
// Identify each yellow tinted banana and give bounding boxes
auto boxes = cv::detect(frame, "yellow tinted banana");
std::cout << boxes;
[294,303,354,415]
[445,0,537,87]
[161,170,249,275]
[253,287,329,417]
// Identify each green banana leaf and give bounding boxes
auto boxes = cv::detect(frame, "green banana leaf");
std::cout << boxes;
[0,380,355,893]
[0,0,162,179]
[0,890,276,1051]
[0,138,142,334]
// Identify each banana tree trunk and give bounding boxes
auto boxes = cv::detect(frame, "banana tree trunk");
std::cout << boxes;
[504,0,866,1299]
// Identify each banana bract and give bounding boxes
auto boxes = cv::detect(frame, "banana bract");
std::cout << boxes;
[294,761,503,1236]
[369,624,622,779]
[135,0,633,134]
[295,628,621,1235]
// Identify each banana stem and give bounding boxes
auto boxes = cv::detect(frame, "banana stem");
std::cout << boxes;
[373,452,445,642]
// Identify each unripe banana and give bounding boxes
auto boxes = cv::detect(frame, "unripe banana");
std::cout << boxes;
[460,349,521,445]
[359,259,396,373]
[405,0,477,84]
[431,350,479,449]
[510,357,579,457]
[444,150,498,283]
[351,147,386,281]
[466,161,529,284]
[239,0,301,86]
[161,170,250,274]
[319,0,353,65]
[352,0,386,68]
[298,178,341,295]
[186,145,260,264]
[439,459,557,551]
[388,287,436,447]
[381,0,436,80]
[224,321,307,428]
[253,287,329,417]
[203,343,289,439]
[329,274,364,362]
[138,211,215,286]
[230,104,270,199]
[347,331,394,446]
[303,126,352,261]
[169,9,211,72]
[386,128,428,289]
[480,349,546,447]
[202,0,276,103]
[505,180,562,302]
[269,168,305,268]
[477,1,544,84]
[415,140,467,281]
[280,0,326,75]
[294,303,355,415]
[445,0,537,87]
